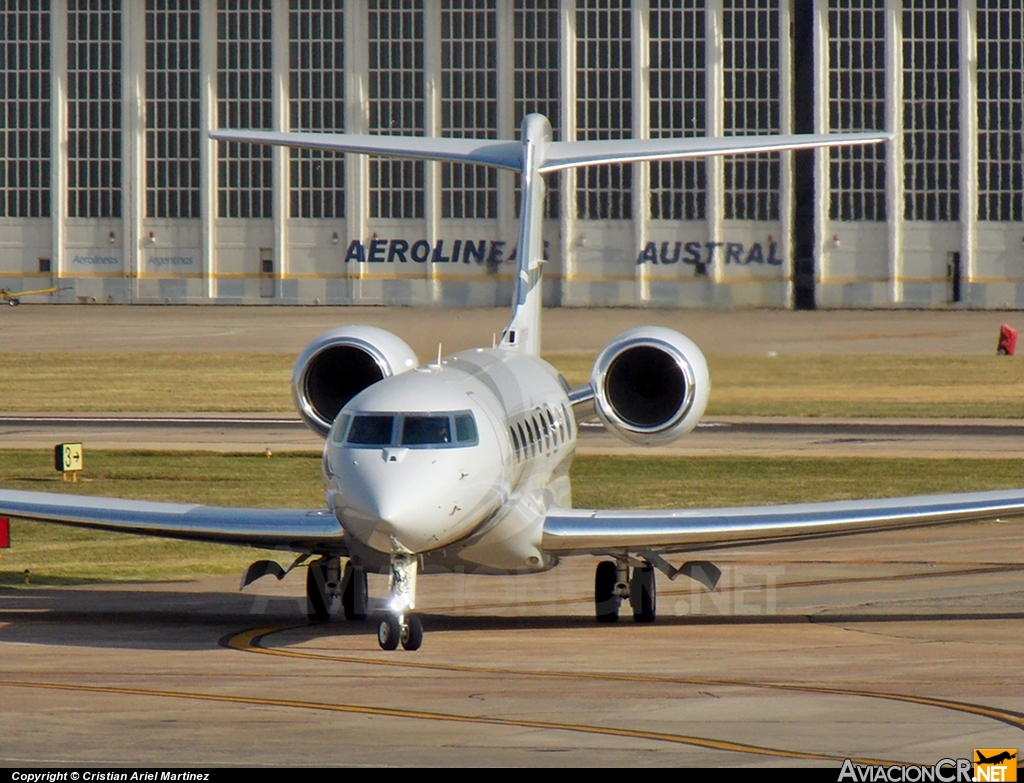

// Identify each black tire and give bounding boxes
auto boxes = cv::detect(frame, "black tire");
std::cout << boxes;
[8,298,19,307]
[998,346,1009,355]
[342,562,368,621]
[306,561,331,622]
[378,614,401,651]
[631,565,657,623]
[401,614,423,651]
[594,561,620,623]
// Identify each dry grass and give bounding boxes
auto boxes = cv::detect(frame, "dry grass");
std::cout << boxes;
[2,351,1023,418]
[0,353,293,412]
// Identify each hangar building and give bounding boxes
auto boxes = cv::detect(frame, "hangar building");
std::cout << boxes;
[0,0,1021,308]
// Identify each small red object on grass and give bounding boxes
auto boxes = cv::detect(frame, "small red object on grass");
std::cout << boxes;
[0,516,9,549]
[997,324,1017,355]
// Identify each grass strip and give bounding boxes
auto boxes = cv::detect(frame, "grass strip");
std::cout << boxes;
[3,352,1022,418]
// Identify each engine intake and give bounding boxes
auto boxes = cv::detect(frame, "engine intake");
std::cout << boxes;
[590,326,709,445]
[292,326,419,437]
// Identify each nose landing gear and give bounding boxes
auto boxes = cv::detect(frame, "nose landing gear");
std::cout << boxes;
[378,553,422,651]
[377,612,423,651]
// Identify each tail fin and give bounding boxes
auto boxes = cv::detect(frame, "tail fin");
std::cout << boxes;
[210,122,892,357]
[498,115,551,356]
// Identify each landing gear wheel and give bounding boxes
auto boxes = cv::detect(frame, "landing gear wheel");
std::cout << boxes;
[306,561,331,622]
[630,564,657,623]
[594,561,620,623]
[401,614,423,651]
[378,613,401,651]
[342,562,368,621]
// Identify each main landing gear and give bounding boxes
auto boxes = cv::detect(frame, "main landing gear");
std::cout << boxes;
[594,557,721,624]
[377,554,422,651]
[306,557,368,622]
[594,558,657,623]
[342,560,368,621]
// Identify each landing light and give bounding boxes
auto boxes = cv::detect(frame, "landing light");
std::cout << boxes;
[389,594,411,613]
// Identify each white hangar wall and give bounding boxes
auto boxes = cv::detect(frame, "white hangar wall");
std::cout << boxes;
[0,0,1021,309]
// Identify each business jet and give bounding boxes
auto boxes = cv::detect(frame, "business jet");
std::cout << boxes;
[3,116,1024,652]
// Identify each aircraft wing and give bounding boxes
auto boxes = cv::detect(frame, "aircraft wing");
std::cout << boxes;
[541,488,1024,556]
[0,489,346,554]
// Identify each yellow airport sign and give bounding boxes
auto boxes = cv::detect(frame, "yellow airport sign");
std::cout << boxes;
[54,442,84,481]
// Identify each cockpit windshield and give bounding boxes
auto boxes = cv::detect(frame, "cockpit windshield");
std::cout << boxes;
[346,415,395,445]
[341,411,478,448]
[402,416,451,445]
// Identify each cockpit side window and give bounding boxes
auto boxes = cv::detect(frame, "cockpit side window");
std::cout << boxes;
[455,414,478,444]
[347,415,395,445]
[402,415,452,446]
[329,413,351,443]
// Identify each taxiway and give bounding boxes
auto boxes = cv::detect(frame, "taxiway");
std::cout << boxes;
[1,306,1022,766]
[2,521,1022,766]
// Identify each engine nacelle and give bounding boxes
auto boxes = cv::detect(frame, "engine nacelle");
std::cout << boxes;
[292,326,419,437]
[590,326,710,446]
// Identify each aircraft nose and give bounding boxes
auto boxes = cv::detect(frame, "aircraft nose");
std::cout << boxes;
[333,448,500,554]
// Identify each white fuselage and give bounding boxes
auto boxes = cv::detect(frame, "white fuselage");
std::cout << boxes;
[323,348,575,573]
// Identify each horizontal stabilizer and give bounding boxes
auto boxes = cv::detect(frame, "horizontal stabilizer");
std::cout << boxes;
[538,132,894,172]
[210,126,891,175]
[209,130,523,171]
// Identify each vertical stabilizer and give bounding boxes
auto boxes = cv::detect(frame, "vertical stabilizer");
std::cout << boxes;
[499,114,551,357]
